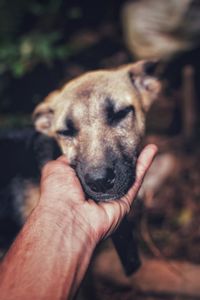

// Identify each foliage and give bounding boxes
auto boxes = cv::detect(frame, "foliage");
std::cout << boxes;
[0,0,81,77]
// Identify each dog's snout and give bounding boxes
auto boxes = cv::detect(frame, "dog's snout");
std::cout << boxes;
[85,167,115,193]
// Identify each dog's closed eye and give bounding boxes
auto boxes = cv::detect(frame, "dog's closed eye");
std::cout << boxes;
[106,104,135,126]
[56,119,78,138]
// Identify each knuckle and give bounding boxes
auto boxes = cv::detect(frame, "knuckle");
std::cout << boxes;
[42,161,55,175]
[42,160,65,178]
[120,198,131,215]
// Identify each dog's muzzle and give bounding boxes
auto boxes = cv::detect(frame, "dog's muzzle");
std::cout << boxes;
[85,167,115,193]
[76,158,136,201]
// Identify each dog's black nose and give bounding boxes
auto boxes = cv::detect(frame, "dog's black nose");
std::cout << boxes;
[85,167,115,193]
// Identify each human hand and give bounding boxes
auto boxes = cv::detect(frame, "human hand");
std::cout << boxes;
[39,144,157,244]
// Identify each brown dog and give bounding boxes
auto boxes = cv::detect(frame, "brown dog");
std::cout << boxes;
[33,60,160,202]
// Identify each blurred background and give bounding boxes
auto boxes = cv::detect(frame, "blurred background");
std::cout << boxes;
[1,0,200,299]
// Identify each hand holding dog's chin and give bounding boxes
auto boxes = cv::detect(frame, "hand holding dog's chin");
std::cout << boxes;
[39,144,157,244]
[0,145,157,300]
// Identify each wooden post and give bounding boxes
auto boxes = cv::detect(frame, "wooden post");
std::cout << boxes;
[182,65,197,142]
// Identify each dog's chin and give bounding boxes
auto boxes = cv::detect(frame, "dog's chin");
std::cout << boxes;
[84,189,130,202]
[80,174,135,202]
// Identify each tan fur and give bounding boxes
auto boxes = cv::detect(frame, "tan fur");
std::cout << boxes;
[33,61,160,162]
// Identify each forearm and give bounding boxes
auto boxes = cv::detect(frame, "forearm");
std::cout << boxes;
[0,202,96,300]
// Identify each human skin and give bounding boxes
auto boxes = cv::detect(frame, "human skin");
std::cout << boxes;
[0,144,157,300]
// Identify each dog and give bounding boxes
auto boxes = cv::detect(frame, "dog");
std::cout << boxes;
[33,60,160,202]
[0,61,160,269]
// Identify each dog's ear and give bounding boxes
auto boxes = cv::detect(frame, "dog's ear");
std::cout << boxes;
[128,60,161,111]
[32,91,59,135]
[33,103,54,135]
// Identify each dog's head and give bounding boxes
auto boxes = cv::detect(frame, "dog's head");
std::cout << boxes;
[33,61,161,201]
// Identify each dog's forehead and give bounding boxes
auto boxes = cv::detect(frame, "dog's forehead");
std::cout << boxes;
[52,68,146,129]
[61,69,137,108]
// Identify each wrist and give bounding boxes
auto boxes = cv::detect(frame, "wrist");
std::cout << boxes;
[1,196,97,300]
[36,197,98,249]
[35,200,97,299]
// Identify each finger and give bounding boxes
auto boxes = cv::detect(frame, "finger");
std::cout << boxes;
[56,155,69,164]
[136,144,158,180]
[55,156,77,179]
[41,154,80,191]
[41,159,73,180]
[124,144,158,205]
